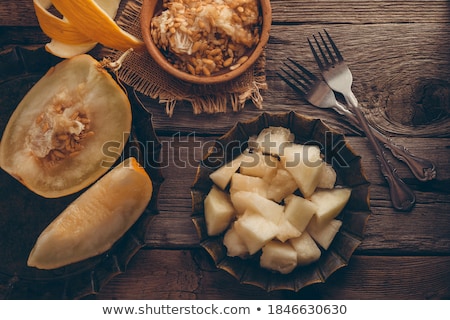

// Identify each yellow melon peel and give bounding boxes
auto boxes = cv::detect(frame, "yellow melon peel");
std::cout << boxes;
[51,0,144,51]
[27,157,153,270]
[33,0,94,45]
[33,0,123,58]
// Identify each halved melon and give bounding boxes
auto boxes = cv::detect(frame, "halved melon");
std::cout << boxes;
[27,157,153,270]
[0,54,132,198]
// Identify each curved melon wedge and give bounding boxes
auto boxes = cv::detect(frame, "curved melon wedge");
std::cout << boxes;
[51,0,144,51]
[27,157,153,270]
[0,54,132,198]
[34,0,121,44]
[33,0,122,58]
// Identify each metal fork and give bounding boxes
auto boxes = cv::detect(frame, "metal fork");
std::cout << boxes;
[308,30,417,212]
[278,58,437,183]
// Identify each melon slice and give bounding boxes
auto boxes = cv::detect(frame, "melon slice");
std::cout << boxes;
[0,54,132,198]
[27,157,153,270]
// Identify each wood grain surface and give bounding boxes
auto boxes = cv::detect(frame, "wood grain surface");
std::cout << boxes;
[0,0,449,300]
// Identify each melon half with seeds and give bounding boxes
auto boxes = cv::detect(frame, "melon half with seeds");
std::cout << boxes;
[0,54,132,198]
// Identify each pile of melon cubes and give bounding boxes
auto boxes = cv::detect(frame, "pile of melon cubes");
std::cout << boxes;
[204,127,351,274]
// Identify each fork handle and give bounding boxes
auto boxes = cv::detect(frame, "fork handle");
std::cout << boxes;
[341,107,437,182]
[347,95,416,212]
[375,132,437,182]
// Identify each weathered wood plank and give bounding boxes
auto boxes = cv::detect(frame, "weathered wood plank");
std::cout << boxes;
[311,255,450,300]
[0,27,48,48]
[1,1,449,27]
[95,249,450,299]
[270,0,450,24]
[0,2,38,27]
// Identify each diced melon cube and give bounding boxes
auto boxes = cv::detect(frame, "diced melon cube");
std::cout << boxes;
[317,163,337,189]
[229,190,250,215]
[309,187,351,226]
[280,143,324,198]
[266,168,298,202]
[260,240,298,274]
[229,172,268,198]
[204,185,236,236]
[276,213,302,242]
[223,223,249,258]
[209,152,252,190]
[289,232,321,266]
[230,191,284,224]
[239,152,278,181]
[253,126,294,156]
[307,218,343,250]
[283,194,317,232]
[234,211,279,255]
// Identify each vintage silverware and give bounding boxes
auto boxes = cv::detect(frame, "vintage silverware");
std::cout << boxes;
[308,30,418,211]
[278,58,437,183]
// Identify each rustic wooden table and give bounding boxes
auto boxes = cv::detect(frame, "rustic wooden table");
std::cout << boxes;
[1,0,449,300]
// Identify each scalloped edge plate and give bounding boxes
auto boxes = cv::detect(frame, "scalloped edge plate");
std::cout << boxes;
[191,111,371,292]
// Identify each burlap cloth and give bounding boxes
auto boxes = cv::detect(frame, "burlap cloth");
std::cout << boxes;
[100,0,267,116]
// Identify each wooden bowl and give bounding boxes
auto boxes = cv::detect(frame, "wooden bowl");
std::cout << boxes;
[140,0,272,85]
[191,112,372,292]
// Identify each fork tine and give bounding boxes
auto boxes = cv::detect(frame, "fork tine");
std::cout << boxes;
[307,37,325,70]
[319,31,336,64]
[279,58,319,94]
[287,58,318,82]
[314,34,332,67]
[324,29,344,61]
[283,63,312,88]
[277,68,307,97]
